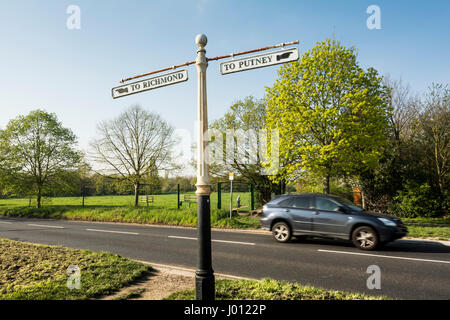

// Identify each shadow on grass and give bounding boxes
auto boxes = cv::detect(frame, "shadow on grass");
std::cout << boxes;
[95,267,158,300]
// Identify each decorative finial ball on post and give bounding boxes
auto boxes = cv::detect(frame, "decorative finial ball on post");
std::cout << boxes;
[195,34,208,48]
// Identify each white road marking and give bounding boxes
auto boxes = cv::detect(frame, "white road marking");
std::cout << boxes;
[168,235,255,246]
[318,249,450,264]
[0,221,12,224]
[213,239,256,246]
[86,228,139,235]
[168,236,197,241]
[27,224,65,229]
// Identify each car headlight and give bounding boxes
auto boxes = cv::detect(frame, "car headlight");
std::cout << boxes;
[377,218,397,226]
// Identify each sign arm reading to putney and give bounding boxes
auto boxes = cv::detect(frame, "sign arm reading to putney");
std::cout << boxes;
[220,48,299,75]
[112,37,299,301]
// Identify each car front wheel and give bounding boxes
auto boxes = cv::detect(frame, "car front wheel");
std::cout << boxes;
[352,226,379,250]
[272,222,291,243]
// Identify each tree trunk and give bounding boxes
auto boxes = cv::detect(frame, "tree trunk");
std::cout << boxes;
[323,175,330,194]
[361,189,366,210]
[36,186,42,208]
[254,182,272,205]
[280,179,286,194]
[134,183,140,207]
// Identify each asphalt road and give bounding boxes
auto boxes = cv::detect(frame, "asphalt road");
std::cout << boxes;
[1,216,449,299]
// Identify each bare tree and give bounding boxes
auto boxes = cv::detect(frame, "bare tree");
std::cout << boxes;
[419,84,450,197]
[383,75,420,143]
[90,105,177,207]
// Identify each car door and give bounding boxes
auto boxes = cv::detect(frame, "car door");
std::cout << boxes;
[278,196,314,233]
[312,196,349,237]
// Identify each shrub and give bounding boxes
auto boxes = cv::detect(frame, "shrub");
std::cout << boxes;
[391,182,443,218]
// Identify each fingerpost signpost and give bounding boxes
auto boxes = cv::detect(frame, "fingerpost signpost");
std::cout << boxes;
[112,34,299,300]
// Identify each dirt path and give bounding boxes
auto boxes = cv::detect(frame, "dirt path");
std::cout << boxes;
[100,261,251,300]
[100,263,195,300]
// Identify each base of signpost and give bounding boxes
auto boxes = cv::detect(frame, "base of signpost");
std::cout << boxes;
[195,272,215,300]
[195,194,215,300]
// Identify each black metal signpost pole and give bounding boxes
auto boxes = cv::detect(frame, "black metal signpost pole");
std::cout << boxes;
[217,182,222,209]
[194,34,215,300]
[177,184,180,209]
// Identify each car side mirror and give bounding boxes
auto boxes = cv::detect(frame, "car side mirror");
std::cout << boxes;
[337,206,347,213]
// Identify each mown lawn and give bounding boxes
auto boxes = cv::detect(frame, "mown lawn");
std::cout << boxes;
[405,225,450,240]
[0,238,150,300]
[0,192,253,211]
[0,193,260,229]
[403,217,450,225]
[165,278,387,300]
[402,217,450,240]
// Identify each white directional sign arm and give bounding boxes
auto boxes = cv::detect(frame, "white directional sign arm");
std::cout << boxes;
[112,70,189,99]
[220,48,299,75]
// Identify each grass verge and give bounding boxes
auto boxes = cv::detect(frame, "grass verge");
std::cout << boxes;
[406,225,450,241]
[0,238,150,300]
[402,217,450,240]
[403,217,450,225]
[165,278,387,300]
[0,205,260,229]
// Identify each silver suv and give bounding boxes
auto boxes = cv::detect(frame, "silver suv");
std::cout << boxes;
[259,193,408,250]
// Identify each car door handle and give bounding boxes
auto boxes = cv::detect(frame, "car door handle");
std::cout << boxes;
[314,211,320,215]
[284,209,290,213]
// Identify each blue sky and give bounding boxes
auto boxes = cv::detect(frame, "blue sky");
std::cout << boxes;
[0,0,449,158]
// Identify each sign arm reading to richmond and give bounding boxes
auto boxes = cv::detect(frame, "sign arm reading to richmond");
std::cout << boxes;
[112,70,188,99]
[112,36,299,301]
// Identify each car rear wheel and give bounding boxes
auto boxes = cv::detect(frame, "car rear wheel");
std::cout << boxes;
[272,222,291,243]
[352,226,379,250]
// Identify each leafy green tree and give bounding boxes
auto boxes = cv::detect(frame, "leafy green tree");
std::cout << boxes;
[147,163,162,194]
[265,39,391,194]
[0,110,80,207]
[210,96,279,204]
[76,157,96,206]
[93,174,114,195]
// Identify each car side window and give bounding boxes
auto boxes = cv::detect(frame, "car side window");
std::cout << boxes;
[293,197,311,209]
[315,197,341,212]
[278,198,295,207]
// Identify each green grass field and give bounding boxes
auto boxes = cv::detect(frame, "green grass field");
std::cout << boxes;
[0,192,253,210]
[0,193,260,229]
[0,238,150,300]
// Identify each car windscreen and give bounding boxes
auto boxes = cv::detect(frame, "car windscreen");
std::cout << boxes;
[334,196,363,212]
